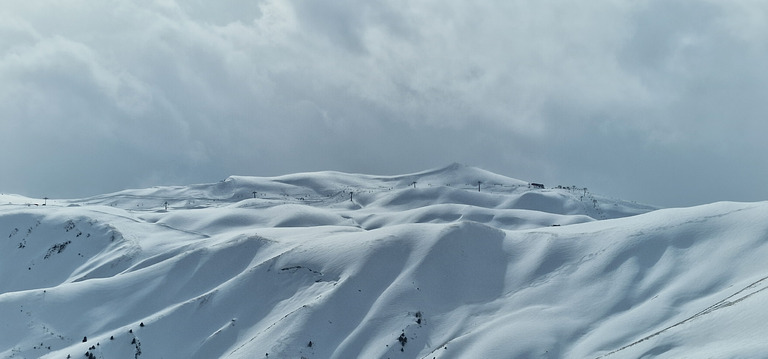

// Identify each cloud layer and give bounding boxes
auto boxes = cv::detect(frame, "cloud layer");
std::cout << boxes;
[1,0,768,206]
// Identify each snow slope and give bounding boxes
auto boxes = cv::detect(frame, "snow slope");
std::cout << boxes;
[2,164,766,358]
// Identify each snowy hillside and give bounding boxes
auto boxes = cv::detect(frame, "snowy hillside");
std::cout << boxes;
[3,164,768,358]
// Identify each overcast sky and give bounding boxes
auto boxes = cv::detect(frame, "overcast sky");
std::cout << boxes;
[2,0,768,207]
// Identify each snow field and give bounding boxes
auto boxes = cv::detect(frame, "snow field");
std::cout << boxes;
[2,165,767,358]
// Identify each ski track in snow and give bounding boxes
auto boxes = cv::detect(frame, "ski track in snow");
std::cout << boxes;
[597,273,768,358]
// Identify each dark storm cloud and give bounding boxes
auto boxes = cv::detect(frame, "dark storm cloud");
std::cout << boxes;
[1,0,768,206]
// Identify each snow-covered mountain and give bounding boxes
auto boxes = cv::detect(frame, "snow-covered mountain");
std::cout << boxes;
[1,164,766,358]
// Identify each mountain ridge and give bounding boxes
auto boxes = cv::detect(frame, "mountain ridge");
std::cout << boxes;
[2,165,766,358]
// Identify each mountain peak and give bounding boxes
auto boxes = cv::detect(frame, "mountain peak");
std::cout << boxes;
[6,166,767,358]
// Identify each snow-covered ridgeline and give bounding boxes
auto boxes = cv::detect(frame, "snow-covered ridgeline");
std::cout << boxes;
[2,165,766,358]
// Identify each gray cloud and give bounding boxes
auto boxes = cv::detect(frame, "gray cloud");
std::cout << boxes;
[1,0,768,207]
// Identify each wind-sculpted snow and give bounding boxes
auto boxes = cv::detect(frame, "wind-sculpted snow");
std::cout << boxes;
[3,165,768,358]
[0,208,132,293]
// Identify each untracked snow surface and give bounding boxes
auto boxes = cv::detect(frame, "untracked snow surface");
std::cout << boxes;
[2,164,767,358]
